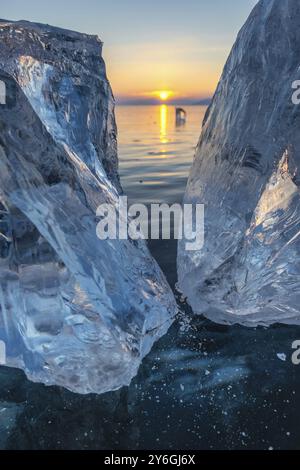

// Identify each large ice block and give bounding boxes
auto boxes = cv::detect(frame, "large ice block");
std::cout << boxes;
[0,20,176,394]
[178,0,300,326]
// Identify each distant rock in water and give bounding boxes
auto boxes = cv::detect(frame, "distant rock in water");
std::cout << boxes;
[0,19,176,394]
[178,0,300,326]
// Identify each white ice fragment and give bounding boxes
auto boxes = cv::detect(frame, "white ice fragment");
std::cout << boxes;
[277,353,287,362]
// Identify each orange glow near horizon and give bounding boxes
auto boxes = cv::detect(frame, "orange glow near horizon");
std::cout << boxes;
[104,40,224,102]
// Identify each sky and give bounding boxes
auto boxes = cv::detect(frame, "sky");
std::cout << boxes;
[1,0,258,103]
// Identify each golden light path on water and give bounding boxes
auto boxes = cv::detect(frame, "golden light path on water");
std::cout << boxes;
[160,104,168,144]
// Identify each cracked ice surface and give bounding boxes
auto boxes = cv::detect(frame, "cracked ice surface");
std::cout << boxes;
[178,0,300,326]
[0,20,176,394]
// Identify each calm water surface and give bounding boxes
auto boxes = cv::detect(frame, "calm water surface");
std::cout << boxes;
[117,105,204,206]
[117,105,205,287]
[1,106,300,450]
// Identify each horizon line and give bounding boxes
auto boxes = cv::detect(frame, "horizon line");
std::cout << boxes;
[115,97,212,106]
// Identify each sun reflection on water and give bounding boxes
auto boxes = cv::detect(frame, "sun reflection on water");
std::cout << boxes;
[160,104,168,144]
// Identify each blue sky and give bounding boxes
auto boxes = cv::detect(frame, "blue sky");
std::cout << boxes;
[1,0,258,101]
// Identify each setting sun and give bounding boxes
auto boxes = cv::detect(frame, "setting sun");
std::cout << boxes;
[156,90,173,101]
[159,91,170,101]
